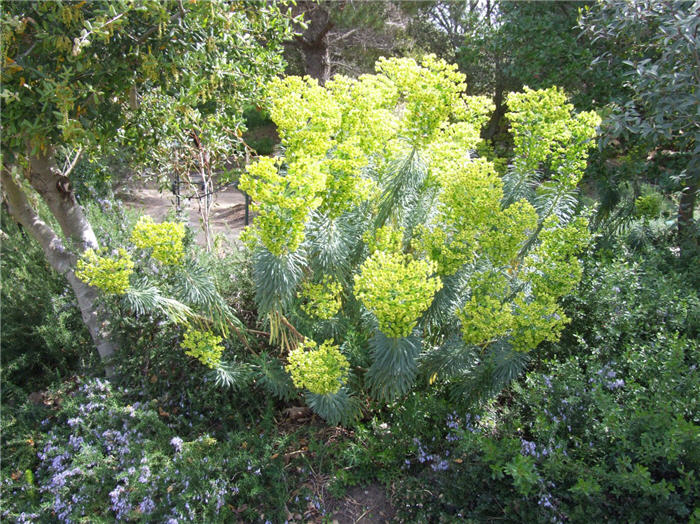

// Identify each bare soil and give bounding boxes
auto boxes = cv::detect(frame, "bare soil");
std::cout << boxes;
[118,184,248,246]
[326,484,396,523]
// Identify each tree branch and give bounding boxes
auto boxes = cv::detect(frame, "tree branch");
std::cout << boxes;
[26,149,99,251]
[62,147,83,178]
[1,168,73,275]
[135,10,184,46]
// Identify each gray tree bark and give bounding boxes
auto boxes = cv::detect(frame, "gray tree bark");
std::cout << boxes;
[2,152,117,376]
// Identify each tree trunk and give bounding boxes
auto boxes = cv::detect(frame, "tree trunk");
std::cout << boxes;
[678,176,698,255]
[294,2,334,84]
[302,42,331,85]
[483,57,505,142]
[2,153,118,376]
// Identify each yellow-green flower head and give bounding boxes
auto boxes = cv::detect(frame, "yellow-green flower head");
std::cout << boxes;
[298,277,342,320]
[181,327,224,369]
[285,339,350,395]
[75,248,134,295]
[354,251,442,338]
[415,158,503,275]
[457,271,512,346]
[363,225,403,254]
[510,295,569,352]
[239,155,325,256]
[507,87,600,187]
[131,216,185,265]
[375,55,468,146]
[525,216,590,298]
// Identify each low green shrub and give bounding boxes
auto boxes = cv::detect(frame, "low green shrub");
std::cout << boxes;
[559,244,700,359]
[1,378,296,523]
[392,332,699,523]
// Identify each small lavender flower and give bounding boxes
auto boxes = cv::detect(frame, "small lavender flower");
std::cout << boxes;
[521,439,537,456]
[606,379,625,390]
[138,465,151,483]
[431,459,449,471]
[139,497,156,514]
[171,436,184,453]
[109,485,131,520]
[538,493,554,509]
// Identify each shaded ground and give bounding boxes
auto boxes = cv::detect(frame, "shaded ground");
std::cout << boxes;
[118,184,248,246]
[326,484,396,523]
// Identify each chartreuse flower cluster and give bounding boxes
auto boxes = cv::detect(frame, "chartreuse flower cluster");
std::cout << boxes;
[285,339,350,395]
[180,327,225,369]
[240,55,495,254]
[75,248,134,295]
[525,216,590,298]
[507,87,601,186]
[376,55,469,146]
[239,155,327,256]
[354,250,442,338]
[363,225,403,254]
[131,216,186,265]
[298,277,342,320]
[415,158,503,275]
[458,271,513,347]
[458,217,591,352]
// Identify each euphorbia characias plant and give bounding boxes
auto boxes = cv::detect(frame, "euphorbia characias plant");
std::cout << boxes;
[73,215,241,375]
[240,56,600,424]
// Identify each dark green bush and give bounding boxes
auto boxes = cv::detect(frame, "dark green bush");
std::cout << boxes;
[0,211,93,404]
[392,332,699,523]
[559,244,700,359]
[389,244,700,523]
[1,378,296,523]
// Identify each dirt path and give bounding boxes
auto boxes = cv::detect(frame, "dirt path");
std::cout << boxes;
[118,184,249,246]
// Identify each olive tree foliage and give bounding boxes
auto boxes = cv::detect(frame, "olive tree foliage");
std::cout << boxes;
[0,1,296,372]
[239,57,600,424]
[581,0,700,248]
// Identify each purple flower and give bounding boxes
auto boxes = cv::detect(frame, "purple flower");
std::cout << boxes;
[109,485,131,520]
[431,459,449,471]
[521,440,537,456]
[139,497,155,514]
[138,465,151,483]
[538,493,554,509]
[606,378,625,390]
[68,434,84,450]
[170,437,184,453]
